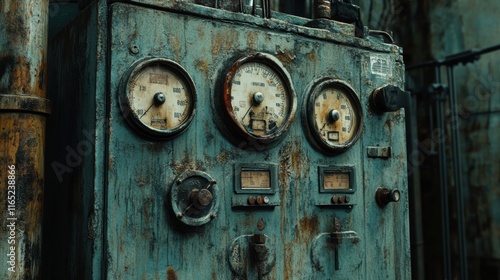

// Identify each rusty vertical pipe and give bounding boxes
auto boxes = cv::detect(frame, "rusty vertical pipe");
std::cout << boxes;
[0,0,51,279]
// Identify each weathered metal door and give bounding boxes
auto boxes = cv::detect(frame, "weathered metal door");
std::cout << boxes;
[47,1,410,279]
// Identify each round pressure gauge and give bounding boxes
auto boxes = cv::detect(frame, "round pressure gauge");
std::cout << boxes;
[304,78,363,154]
[217,53,296,149]
[119,57,196,139]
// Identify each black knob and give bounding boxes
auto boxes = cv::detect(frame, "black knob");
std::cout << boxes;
[375,187,400,207]
[154,92,166,105]
[369,85,409,113]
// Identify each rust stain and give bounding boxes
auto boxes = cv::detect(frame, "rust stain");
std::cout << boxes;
[275,47,295,66]
[167,265,178,280]
[246,31,258,51]
[0,114,44,276]
[197,25,205,38]
[215,150,228,164]
[279,142,292,227]
[5,2,28,45]
[212,30,238,57]
[37,49,46,95]
[10,57,32,94]
[211,269,216,280]
[1,3,47,97]
[291,140,309,178]
[298,216,319,237]
[168,35,182,60]
[170,152,202,174]
[195,59,210,74]
[282,245,293,280]
[307,51,318,62]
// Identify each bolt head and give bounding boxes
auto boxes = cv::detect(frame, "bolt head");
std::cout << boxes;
[328,109,340,122]
[154,92,166,105]
[253,92,264,104]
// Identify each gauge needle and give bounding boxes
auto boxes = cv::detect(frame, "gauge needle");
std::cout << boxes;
[320,121,328,131]
[139,102,155,119]
[241,100,254,122]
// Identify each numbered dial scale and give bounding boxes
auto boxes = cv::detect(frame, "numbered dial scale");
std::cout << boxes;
[305,79,363,154]
[219,53,297,148]
[119,58,197,139]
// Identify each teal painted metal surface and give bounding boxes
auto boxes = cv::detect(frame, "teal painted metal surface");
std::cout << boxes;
[45,1,410,278]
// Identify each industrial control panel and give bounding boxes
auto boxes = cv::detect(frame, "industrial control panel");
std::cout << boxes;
[46,1,410,279]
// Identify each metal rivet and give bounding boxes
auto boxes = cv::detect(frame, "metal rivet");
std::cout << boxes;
[129,45,139,54]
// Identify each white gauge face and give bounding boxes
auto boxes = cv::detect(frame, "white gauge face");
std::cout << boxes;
[229,62,291,137]
[313,87,359,146]
[121,58,196,139]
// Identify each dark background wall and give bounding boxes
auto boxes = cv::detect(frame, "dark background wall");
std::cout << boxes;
[356,0,500,279]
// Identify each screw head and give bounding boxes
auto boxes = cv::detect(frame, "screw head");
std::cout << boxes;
[328,109,340,122]
[253,92,264,104]
[154,92,166,105]
[129,45,139,54]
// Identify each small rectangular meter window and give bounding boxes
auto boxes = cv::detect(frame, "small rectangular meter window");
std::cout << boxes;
[319,166,355,193]
[235,163,277,194]
[241,170,271,190]
[324,172,350,190]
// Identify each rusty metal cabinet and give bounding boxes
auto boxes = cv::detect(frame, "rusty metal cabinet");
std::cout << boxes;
[45,1,410,279]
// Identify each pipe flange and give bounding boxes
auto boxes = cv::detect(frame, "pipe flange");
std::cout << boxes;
[0,94,52,115]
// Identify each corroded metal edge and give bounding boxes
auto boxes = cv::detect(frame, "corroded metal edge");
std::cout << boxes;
[0,94,52,115]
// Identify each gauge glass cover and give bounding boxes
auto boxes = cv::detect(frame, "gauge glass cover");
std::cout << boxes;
[221,53,296,147]
[120,58,196,139]
[306,79,362,153]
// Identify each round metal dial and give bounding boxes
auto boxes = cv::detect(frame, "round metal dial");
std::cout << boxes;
[170,171,218,227]
[119,58,196,139]
[219,53,296,148]
[305,79,363,154]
